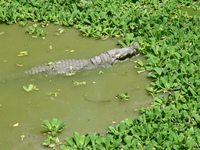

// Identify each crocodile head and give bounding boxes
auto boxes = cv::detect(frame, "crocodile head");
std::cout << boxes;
[106,44,140,64]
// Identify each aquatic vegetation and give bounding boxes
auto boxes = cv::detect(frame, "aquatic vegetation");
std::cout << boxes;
[0,0,199,149]
[17,51,28,57]
[20,135,25,141]
[47,92,59,100]
[0,31,4,35]
[43,118,66,137]
[55,28,64,35]
[26,24,47,38]
[22,84,38,92]
[65,50,75,53]
[98,70,104,74]
[64,73,76,76]
[72,80,86,86]
[47,92,59,97]
[42,118,66,148]
[116,92,130,100]
[19,21,28,27]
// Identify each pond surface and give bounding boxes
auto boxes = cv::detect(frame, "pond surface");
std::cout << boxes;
[0,23,151,149]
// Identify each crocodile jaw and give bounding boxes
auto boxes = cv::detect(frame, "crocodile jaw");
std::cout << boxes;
[110,44,140,64]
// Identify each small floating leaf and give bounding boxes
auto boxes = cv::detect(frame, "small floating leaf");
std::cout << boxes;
[23,86,28,91]
[0,32,5,35]
[13,123,19,127]
[21,135,25,140]
[116,92,130,100]
[17,51,28,56]
[28,84,34,90]
[23,84,38,92]
[99,70,104,74]
[72,80,86,86]
[47,92,58,97]
[65,50,75,53]
[65,73,76,76]
[16,62,24,67]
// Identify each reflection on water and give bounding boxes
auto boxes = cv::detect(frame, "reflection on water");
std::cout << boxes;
[0,23,152,149]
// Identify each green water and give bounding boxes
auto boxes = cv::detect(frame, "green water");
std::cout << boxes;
[182,6,200,16]
[0,23,151,149]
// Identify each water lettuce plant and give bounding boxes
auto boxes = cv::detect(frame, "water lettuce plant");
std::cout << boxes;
[42,118,66,149]
[116,92,130,100]
[0,0,199,149]
[26,24,47,38]
[23,84,38,92]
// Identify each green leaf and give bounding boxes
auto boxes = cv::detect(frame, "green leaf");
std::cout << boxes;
[154,67,162,75]
[51,118,58,128]
[60,145,69,150]
[22,86,28,91]
[160,76,169,88]
[64,137,75,147]
[124,136,132,144]
[55,121,66,131]
[73,132,80,145]
[51,131,57,137]
[193,114,200,123]
[43,120,52,131]
[43,138,51,146]
[28,84,34,90]
[83,135,90,147]
[136,59,144,66]
[154,97,163,105]
[108,126,118,134]
[174,91,180,100]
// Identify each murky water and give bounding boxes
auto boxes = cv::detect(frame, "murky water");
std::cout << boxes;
[181,6,200,16]
[0,23,151,149]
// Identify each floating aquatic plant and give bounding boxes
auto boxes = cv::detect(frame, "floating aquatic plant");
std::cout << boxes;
[26,24,47,38]
[42,118,66,148]
[72,80,86,86]
[22,84,39,92]
[17,51,28,57]
[116,92,130,100]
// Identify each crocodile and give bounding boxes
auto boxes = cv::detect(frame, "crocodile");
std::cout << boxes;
[25,44,140,75]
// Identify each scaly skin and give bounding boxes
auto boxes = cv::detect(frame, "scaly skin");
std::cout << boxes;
[25,44,140,75]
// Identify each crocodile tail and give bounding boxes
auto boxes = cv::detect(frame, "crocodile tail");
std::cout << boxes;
[24,64,51,74]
